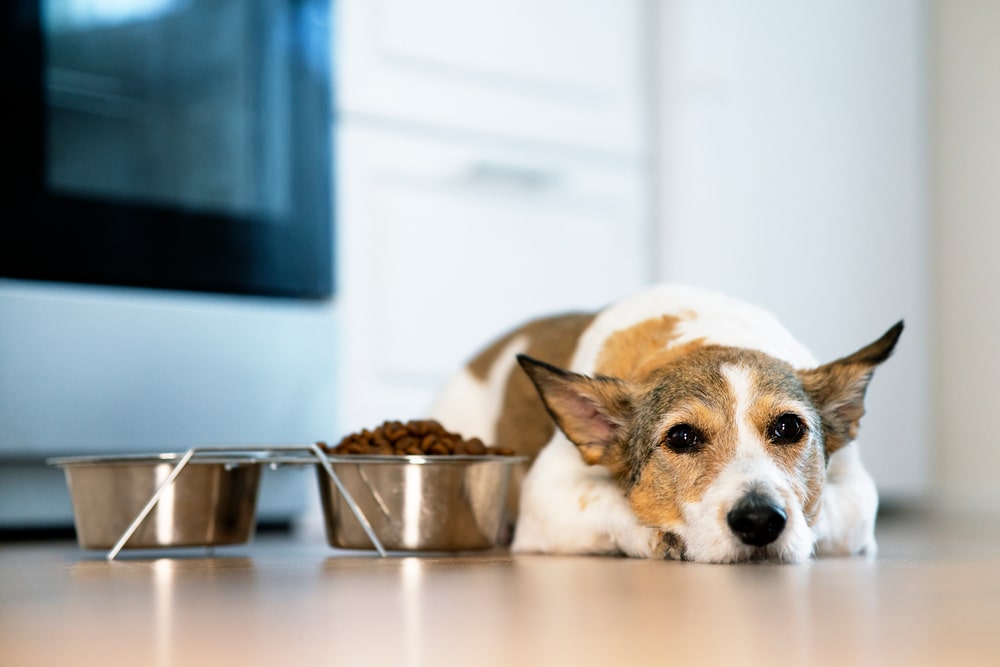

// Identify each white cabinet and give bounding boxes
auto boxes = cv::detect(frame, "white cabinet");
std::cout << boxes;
[336,123,648,432]
[338,0,645,154]
[334,1,650,435]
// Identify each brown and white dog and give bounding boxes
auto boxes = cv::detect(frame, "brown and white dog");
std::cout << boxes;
[430,285,902,563]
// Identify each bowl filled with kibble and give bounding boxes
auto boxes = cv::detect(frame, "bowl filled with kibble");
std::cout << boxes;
[315,420,525,552]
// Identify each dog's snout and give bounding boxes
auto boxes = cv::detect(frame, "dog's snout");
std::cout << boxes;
[727,493,787,547]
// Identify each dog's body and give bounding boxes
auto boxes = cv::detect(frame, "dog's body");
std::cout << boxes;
[431,285,901,563]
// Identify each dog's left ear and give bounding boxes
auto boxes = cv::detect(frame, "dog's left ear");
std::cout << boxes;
[516,354,635,465]
[799,321,904,456]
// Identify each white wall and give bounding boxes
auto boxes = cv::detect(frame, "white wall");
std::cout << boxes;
[653,0,931,498]
[933,0,1000,508]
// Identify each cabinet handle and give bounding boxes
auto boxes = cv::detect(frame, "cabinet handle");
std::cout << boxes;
[460,162,563,192]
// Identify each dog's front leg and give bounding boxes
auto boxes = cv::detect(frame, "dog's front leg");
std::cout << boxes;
[512,437,664,558]
[812,443,879,557]
[651,531,687,561]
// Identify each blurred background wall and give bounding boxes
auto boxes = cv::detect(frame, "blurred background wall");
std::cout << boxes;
[933,0,1000,509]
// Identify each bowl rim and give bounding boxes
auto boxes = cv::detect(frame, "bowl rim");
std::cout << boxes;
[319,454,529,465]
[48,451,530,468]
[47,452,272,467]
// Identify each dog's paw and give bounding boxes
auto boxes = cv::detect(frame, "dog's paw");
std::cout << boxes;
[650,530,687,561]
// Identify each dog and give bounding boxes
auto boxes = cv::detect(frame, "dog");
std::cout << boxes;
[430,284,901,563]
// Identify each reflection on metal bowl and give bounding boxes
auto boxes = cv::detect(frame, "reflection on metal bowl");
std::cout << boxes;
[316,455,525,552]
[51,454,261,550]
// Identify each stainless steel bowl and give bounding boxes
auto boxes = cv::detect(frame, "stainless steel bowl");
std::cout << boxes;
[51,454,262,550]
[316,455,525,551]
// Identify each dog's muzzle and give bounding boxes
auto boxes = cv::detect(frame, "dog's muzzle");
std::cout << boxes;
[726,493,787,547]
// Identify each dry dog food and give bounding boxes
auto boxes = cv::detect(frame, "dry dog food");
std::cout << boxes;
[321,419,516,457]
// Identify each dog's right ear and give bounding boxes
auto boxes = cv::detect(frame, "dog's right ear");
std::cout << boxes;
[516,355,635,465]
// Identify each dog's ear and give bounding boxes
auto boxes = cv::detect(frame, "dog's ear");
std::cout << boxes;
[517,354,635,465]
[799,321,903,456]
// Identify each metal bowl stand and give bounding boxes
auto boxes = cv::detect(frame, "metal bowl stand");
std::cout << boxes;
[105,443,387,561]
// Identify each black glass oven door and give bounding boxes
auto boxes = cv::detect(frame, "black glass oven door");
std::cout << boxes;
[2,0,333,298]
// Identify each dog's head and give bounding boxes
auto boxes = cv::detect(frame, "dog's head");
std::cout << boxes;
[517,321,903,563]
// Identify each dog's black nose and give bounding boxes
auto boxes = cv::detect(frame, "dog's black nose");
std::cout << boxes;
[727,494,787,547]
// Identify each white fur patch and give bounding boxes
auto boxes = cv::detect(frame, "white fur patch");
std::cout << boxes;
[812,442,879,556]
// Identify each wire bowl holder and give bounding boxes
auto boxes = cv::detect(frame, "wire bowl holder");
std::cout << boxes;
[97,443,387,560]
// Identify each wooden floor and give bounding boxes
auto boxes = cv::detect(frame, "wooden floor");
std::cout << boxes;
[2,508,1000,666]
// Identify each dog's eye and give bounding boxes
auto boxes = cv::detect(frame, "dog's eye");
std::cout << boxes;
[770,413,805,445]
[664,424,702,453]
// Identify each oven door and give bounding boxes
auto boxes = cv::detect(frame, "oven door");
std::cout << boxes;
[2,0,334,298]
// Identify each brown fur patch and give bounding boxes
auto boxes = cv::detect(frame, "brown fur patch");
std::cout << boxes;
[465,313,596,520]
[594,315,700,382]
[470,313,597,459]
[628,462,685,529]
[628,423,740,533]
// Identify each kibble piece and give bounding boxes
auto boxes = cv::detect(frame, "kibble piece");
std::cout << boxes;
[464,438,486,456]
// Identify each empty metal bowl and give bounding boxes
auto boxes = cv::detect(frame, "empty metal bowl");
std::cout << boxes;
[316,455,525,551]
[51,454,262,550]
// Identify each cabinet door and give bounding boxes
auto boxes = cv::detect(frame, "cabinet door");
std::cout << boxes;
[338,0,645,155]
[337,122,648,430]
